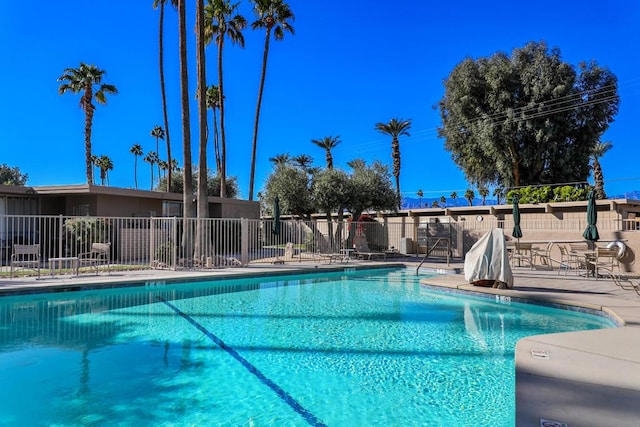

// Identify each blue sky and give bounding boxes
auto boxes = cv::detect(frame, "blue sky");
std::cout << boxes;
[1,1,639,200]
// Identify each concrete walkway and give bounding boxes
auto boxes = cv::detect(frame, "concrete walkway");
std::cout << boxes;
[2,256,640,426]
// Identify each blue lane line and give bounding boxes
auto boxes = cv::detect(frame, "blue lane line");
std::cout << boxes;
[158,297,327,427]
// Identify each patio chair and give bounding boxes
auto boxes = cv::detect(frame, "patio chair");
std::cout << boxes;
[79,243,111,275]
[353,235,386,260]
[531,242,554,269]
[510,242,534,269]
[557,245,583,276]
[591,246,621,279]
[10,244,41,279]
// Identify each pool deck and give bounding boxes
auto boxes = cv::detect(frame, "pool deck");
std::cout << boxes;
[2,257,640,426]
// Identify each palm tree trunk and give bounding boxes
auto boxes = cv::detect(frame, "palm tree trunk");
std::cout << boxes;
[134,157,138,189]
[178,0,194,217]
[195,0,209,262]
[217,36,227,198]
[158,1,172,193]
[83,93,94,185]
[392,138,401,209]
[249,28,272,201]
[212,108,221,173]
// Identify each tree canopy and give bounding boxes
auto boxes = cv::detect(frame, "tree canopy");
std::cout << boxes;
[438,41,619,189]
[156,169,239,198]
[0,164,28,185]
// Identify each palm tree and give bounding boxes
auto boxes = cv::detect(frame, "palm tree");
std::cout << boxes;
[311,135,341,169]
[58,63,118,184]
[152,0,177,192]
[592,140,613,200]
[479,186,489,206]
[144,151,159,190]
[205,85,222,174]
[195,0,209,264]
[292,154,313,171]
[450,191,458,207]
[269,153,290,167]
[248,0,295,201]
[178,0,195,219]
[158,159,169,181]
[96,155,114,185]
[150,125,165,183]
[465,189,475,206]
[431,200,440,208]
[440,195,447,207]
[205,0,246,199]
[375,118,412,210]
[416,189,423,207]
[90,154,99,185]
[130,144,143,189]
[493,187,505,205]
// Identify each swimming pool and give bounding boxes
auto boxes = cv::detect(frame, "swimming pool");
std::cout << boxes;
[0,268,613,426]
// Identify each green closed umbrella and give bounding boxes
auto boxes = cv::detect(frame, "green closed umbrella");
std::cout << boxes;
[582,190,599,242]
[512,197,523,239]
[272,196,281,236]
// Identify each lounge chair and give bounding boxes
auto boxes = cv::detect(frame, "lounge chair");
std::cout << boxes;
[79,242,111,275]
[10,244,41,279]
[353,235,386,260]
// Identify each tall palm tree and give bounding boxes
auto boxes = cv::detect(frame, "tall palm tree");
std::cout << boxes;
[205,0,246,198]
[416,189,423,207]
[195,0,209,264]
[96,155,114,186]
[493,187,504,205]
[150,125,165,183]
[465,189,475,206]
[478,186,489,206]
[178,0,195,219]
[374,118,412,210]
[158,159,169,181]
[130,144,143,189]
[440,195,447,207]
[143,151,159,190]
[58,63,118,184]
[248,0,295,201]
[592,140,613,200]
[152,0,177,192]
[450,191,458,207]
[205,84,222,174]
[311,135,341,169]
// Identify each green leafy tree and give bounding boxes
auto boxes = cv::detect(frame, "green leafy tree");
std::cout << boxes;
[130,144,143,189]
[346,159,397,222]
[0,164,28,185]
[262,164,314,219]
[375,118,412,210]
[312,168,351,248]
[438,41,619,189]
[464,189,475,206]
[157,168,239,198]
[311,135,341,169]
[248,0,295,201]
[58,63,118,184]
[152,0,177,193]
[592,140,612,199]
[205,0,246,198]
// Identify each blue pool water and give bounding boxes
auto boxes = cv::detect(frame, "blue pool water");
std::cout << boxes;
[0,268,613,426]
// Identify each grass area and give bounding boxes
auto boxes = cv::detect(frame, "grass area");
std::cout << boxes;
[0,264,152,278]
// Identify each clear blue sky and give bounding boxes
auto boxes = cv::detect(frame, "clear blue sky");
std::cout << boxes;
[1,1,639,199]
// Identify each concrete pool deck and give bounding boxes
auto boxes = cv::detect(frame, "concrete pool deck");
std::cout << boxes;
[2,257,640,426]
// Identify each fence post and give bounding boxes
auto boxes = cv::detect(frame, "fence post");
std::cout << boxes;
[58,215,64,257]
[172,216,178,271]
[149,217,155,268]
[241,218,248,266]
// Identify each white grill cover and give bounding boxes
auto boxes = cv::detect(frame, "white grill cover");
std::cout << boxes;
[464,228,514,288]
